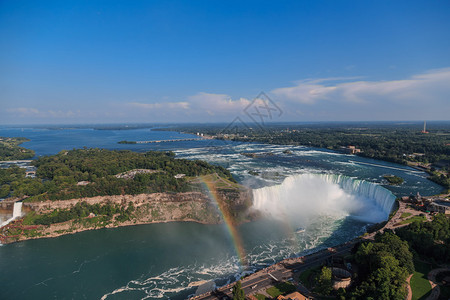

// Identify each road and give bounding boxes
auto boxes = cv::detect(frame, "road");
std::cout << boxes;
[191,242,356,300]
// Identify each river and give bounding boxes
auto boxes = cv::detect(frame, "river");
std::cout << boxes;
[0,126,443,299]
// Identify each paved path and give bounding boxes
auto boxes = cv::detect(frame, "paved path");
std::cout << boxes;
[364,200,432,240]
[406,274,413,300]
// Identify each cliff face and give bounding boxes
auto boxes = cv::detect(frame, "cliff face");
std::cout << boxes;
[1,188,253,244]
[216,188,254,223]
[26,192,204,211]
[24,191,227,224]
[23,188,254,224]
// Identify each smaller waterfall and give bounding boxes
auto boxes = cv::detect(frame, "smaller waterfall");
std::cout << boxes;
[0,202,23,228]
[13,202,23,219]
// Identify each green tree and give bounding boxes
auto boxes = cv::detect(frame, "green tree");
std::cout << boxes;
[232,280,245,300]
[375,231,414,274]
[0,184,10,198]
[314,266,333,296]
[370,254,408,300]
[351,233,410,300]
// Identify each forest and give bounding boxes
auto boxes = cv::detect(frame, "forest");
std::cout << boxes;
[23,201,136,225]
[341,213,450,300]
[0,148,235,202]
[0,137,35,161]
[159,123,450,165]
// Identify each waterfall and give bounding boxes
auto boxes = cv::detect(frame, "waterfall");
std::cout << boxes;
[13,202,23,219]
[317,174,395,215]
[252,173,395,224]
[0,202,23,228]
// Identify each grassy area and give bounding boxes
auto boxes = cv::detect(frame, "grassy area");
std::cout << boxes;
[266,282,296,298]
[401,212,412,218]
[254,294,267,300]
[194,173,242,190]
[411,260,432,300]
[401,215,427,224]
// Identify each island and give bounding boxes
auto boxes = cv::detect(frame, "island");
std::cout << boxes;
[0,148,253,243]
[240,152,274,158]
[383,174,404,185]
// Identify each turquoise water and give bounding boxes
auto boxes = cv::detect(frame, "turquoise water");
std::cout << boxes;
[0,127,443,299]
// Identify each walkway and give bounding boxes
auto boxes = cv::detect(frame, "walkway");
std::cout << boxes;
[364,200,433,240]
[406,274,413,300]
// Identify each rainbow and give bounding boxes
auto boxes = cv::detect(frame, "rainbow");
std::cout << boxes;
[199,177,248,266]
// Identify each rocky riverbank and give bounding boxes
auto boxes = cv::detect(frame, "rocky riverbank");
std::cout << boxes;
[0,186,253,244]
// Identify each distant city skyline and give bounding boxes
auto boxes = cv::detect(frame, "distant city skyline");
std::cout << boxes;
[1,1,450,124]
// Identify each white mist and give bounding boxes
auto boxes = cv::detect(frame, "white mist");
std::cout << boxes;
[252,173,395,225]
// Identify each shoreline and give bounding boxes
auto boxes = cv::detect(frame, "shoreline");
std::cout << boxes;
[0,217,216,245]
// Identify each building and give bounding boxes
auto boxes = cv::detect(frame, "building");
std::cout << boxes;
[402,192,433,207]
[276,291,309,300]
[332,267,352,290]
[427,200,450,214]
[421,120,429,134]
[339,146,361,154]
[25,170,36,178]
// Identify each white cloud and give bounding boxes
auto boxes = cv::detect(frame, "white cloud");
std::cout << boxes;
[127,101,190,110]
[272,68,450,106]
[6,107,40,115]
[5,107,81,119]
[125,93,253,120]
[270,68,450,120]
[187,92,251,114]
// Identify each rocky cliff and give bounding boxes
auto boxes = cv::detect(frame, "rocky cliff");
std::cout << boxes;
[1,187,253,244]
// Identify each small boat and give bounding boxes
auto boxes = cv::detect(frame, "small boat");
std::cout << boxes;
[295,227,305,234]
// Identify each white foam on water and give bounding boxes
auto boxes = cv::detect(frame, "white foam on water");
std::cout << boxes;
[101,256,243,300]
[293,150,344,157]
[348,160,423,174]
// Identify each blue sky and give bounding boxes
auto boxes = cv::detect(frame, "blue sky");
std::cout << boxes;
[1,0,449,124]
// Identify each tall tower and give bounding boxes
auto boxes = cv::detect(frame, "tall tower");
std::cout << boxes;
[421,120,429,134]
